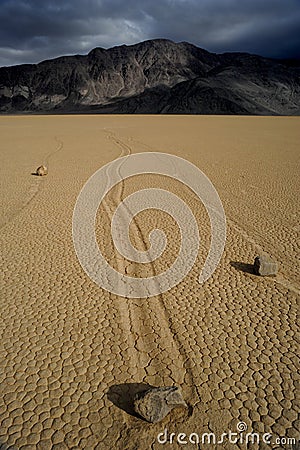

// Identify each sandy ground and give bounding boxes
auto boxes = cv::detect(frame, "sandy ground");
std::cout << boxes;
[0,115,299,450]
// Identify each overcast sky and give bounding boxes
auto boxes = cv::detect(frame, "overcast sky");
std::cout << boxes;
[0,0,299,66]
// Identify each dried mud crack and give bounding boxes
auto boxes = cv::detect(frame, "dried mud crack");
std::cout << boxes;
[0,115,299,450]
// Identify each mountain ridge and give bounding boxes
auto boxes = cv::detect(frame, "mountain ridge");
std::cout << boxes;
[0,39,299,115]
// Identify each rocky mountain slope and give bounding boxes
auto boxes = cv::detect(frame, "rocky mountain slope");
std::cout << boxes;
[0,39,299,115]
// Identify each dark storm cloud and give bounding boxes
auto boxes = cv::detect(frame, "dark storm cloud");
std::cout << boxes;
[0,0,299,66]
[0,0,150,65]
[147,0,300,58]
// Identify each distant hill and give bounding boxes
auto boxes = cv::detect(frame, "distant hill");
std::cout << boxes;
[0,39,299,115]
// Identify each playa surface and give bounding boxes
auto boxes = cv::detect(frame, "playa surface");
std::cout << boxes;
[0,115,299,450]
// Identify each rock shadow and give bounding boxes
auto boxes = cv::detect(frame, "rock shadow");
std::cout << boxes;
[107,382,154,417]
[230,261,255,274]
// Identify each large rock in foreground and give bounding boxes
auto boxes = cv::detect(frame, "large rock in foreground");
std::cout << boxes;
[254,255,278,276]
[134,386,187,423]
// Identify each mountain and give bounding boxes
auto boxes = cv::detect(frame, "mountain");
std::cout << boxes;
[0,39,299,115]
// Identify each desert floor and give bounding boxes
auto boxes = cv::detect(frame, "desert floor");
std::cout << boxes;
[0,115,299,450]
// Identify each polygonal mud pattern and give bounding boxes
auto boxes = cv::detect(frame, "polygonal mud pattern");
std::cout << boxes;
[0,116,299,450]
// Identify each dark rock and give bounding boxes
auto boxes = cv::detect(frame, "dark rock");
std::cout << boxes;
[254,255,278,276]
[134,386,187,423]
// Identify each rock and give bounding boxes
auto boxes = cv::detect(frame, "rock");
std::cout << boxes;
[134,386,187,423]
[254,255,278,276]
[36,165,48,176]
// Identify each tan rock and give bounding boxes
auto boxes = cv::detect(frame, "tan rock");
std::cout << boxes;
[36,165,48,176]
[134,386,187,423]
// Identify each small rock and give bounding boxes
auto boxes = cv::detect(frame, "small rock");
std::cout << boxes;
[36,165,48,176]
[134,386,187,423]
[254,255,278,276]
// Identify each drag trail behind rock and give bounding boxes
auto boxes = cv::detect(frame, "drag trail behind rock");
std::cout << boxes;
[100,130,193,398]
[0,136,63,230]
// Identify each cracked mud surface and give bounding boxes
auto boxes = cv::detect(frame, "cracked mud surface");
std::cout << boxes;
[0,115,299,449]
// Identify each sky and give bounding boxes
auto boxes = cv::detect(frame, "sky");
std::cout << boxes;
[0,0,300,67]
